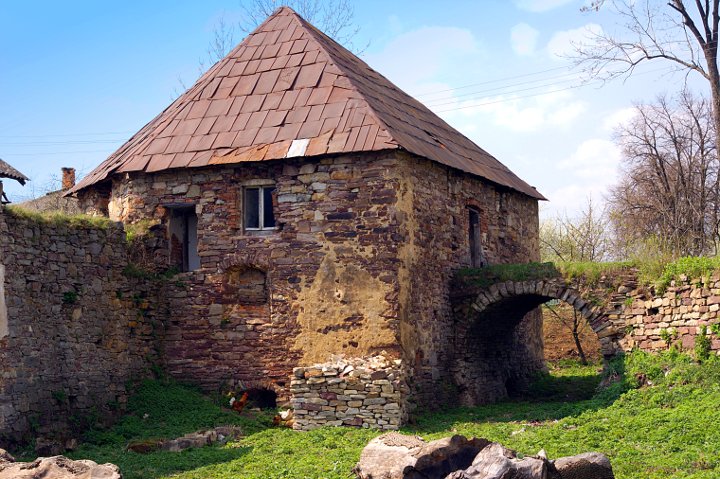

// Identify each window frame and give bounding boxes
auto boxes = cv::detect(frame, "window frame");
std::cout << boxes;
[243,184,277,232]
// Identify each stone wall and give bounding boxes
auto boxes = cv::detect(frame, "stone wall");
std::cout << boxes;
[74,151,542,409]
[290,356,407,431]
[90,152,407,400]
[620,275,720,353]
[395,155,542,408]
[0,210,159,444]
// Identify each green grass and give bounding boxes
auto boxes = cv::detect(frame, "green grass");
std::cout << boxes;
[459,257,720,294]
[16,353,720,479]
[457,262,561,288]
[4,205,113,229]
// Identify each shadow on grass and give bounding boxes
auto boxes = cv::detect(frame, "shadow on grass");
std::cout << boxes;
[407,359,628,435]
[68,444,252,479]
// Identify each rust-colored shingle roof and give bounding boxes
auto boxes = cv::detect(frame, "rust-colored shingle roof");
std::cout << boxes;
[70,7,544,200]
[0,159,29,185]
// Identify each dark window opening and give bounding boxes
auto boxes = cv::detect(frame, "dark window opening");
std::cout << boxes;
[468,207,486,267]
[244,388,277,409]
[244,186,276,230]
[168,206,200,272]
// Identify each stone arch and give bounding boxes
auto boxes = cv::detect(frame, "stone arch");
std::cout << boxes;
[452,279,622,406]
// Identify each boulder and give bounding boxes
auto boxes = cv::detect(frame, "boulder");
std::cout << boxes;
[353,432,489,479]
[553,452,614,479]
[0,455,121,479]
[447,442,548,479]
[0,449,14,464]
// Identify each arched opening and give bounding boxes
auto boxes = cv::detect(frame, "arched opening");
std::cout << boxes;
[542,300,602,364]
[454,294,547,405]
[453,281,617,406]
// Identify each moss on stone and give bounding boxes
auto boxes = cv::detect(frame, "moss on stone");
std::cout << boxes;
[4,205,113,229]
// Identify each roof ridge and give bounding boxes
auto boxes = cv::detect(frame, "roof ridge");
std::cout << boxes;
[283,10,399,149]
[69,6,544,200]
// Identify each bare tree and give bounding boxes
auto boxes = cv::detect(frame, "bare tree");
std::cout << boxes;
[176,0,364,97]
[608,90,720,257]
[574,1,720,156]
[540,198,611,263]
[239,0,361,49]
[540,199,610,363]
[203,0,362,67]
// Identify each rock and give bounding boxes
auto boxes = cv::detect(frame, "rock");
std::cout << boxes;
[353,432,489,479]
[35,436,66,456]
[454,442,548,479]
[553,452,614,479]
[0,449,15,463]
[0,455,121,479]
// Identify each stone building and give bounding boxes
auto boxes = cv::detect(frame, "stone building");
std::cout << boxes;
[17,168,81,215]
[68,7,545,408]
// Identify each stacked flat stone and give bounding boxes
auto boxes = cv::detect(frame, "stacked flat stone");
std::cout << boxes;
[290,356,406,431]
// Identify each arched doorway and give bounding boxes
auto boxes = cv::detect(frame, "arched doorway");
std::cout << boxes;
[452,280,619,406]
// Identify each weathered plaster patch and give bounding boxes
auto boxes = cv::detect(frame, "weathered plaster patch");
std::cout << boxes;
[0,264,7,339]
[395,169,420,359]
[292,247,396,364]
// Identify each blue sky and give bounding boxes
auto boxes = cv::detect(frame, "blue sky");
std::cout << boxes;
[0,1,705,217]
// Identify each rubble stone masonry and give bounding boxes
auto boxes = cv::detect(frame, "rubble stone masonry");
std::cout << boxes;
[0,210,159,444]
[87,151,543,408]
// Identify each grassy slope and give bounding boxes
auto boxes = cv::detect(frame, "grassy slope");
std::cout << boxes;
[54,353,720,479]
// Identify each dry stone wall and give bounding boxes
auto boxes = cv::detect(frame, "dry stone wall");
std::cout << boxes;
[290,356,407,431]
[0,210,160,444]
[620,275,720,353]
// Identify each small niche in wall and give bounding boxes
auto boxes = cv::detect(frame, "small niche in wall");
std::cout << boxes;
[0,264,7,339]
[223,266,268,304]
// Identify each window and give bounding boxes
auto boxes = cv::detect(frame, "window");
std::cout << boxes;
[168,206,200,272]
[468,207,486,267]
[244,186,276,231]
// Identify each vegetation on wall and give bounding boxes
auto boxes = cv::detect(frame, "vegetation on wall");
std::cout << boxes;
[4,206,113,229]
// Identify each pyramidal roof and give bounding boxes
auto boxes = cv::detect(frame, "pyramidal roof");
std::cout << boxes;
[70,7,544,199]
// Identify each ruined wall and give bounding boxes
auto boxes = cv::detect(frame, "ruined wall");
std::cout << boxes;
[0,210,159,444]
[395,154,542,407]
[97,152,407,399]
[620,276,720,353]
[290,356,407,431]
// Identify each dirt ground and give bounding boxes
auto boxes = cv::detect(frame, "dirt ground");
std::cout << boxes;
[542,304,602,362]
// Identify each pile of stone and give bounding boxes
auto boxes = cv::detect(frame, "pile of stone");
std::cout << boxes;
[354,433,614,479]
[290,356,407,431]
[127,425,243,453]
[0,448,121,479]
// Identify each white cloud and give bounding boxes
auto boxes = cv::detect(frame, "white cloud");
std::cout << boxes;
[511,23,540,56]
[441,90,587,133]
[602,107,637,132]
[546,23,602,60]
[515,0,576,12]
[559,138,621,179]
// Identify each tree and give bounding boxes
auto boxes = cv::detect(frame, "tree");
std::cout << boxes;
[204,0,361,67]
[540,200,610,363]
[574,0,720,158]
[177,0,363,96]
[540,199,611,263]
[607,90,720,257]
